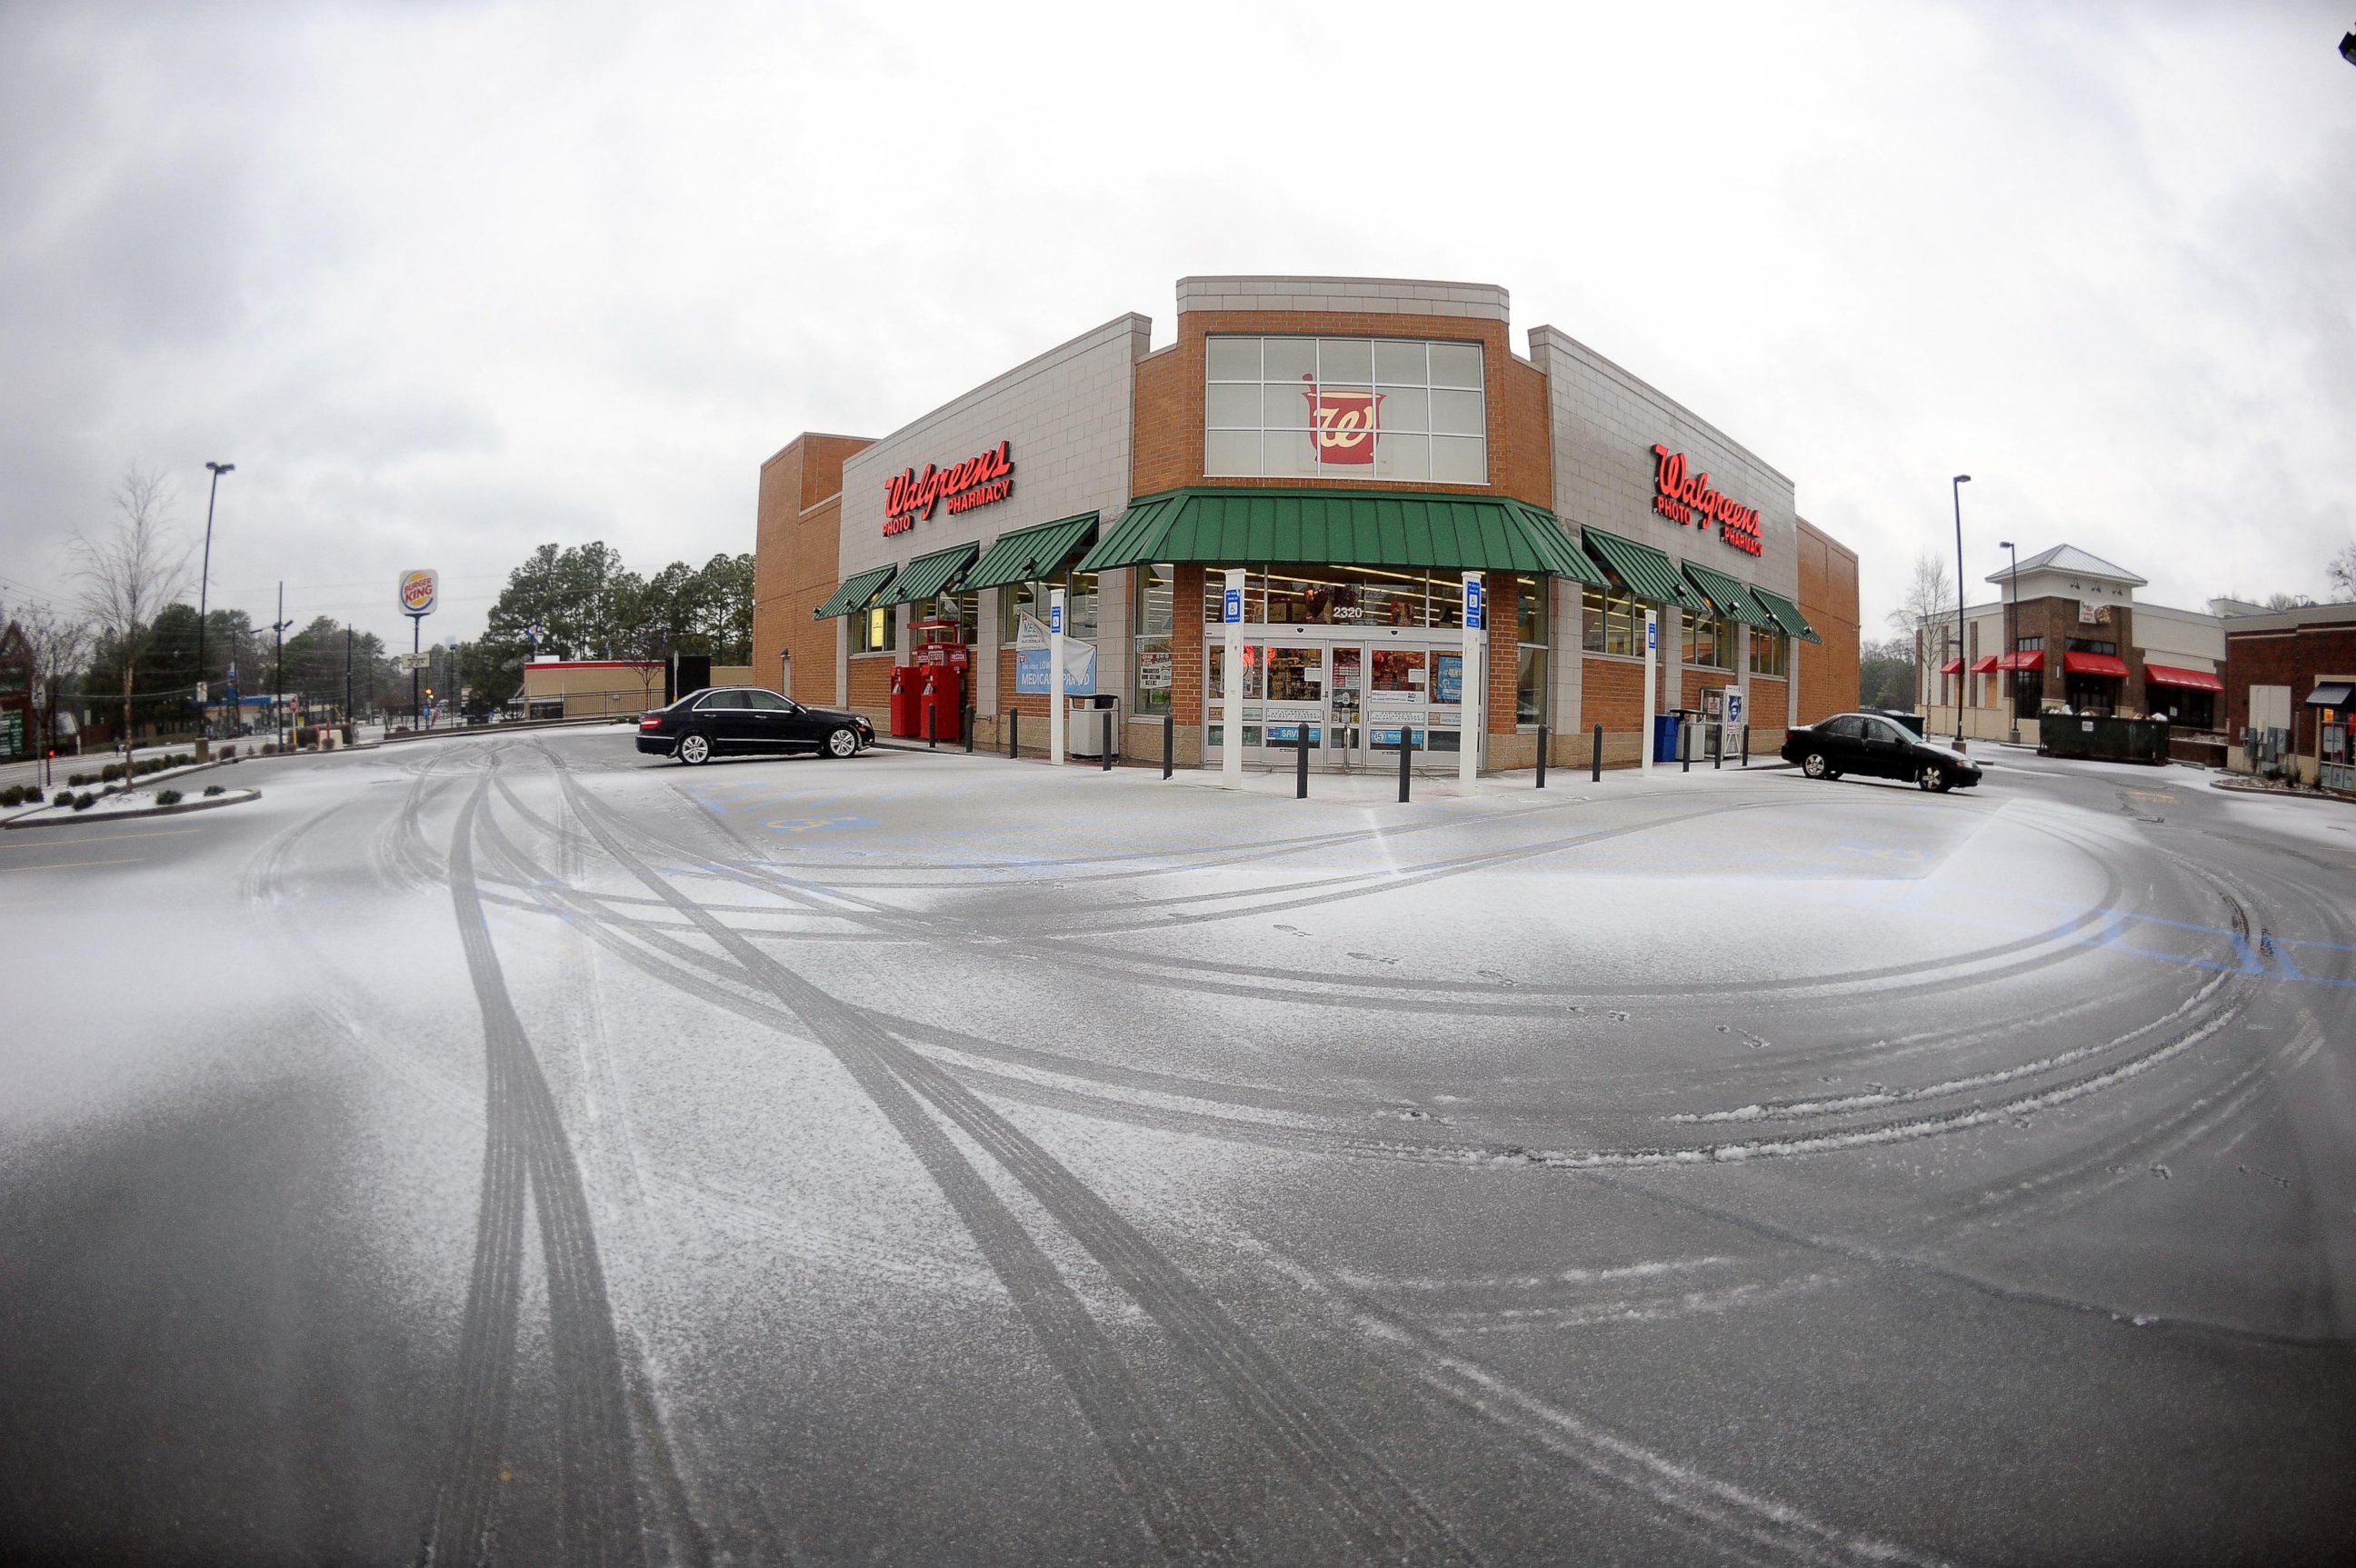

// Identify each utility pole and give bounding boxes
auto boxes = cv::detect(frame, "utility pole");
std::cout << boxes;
[273,583,293,750]
[2000,540,2021,744]
[193,461,234,757]
[344,624,354,729]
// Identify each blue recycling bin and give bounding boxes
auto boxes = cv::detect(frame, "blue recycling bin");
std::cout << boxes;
[1652,713,1682,761]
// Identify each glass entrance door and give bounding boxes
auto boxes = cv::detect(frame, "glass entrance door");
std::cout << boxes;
[1327,646,1363,768]
[1365,648,1430,766]
[1262,645,1327,764]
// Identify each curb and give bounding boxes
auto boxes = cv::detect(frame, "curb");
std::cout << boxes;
[3,787,263,830]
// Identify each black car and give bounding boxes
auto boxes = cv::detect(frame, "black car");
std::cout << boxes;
[1781,712,1983,793]
[635,686,874,764]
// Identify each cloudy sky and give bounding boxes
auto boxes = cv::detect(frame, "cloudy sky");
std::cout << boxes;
[3,0,2351,651]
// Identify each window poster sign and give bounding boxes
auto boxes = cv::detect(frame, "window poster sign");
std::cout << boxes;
[1137,646,1173,691]
[1013,613,1096,694]
[1303,379,1382,465]
[1433,653,1464,705]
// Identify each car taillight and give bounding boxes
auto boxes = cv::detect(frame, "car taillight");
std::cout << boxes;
[639,716,662,729]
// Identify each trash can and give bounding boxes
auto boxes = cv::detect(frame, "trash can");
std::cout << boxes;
[1652,713,1682,762]
[1069,694,1120,757]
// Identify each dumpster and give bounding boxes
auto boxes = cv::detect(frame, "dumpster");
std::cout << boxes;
[2039,712,2170,764]
[1874,709,1927,738]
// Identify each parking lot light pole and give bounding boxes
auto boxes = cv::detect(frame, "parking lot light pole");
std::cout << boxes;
[2000,539,2021,744]
[1952,474,1972,748]
[193,461,233,755]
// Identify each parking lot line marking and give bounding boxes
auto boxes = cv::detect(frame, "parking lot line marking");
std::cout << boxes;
[0,857,144,873]
[0,827,201,850]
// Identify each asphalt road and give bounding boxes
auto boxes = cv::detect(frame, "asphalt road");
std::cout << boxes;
[3,732,2351,1565]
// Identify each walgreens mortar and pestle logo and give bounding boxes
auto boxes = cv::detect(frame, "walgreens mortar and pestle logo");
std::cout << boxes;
[1651,445,1762,556]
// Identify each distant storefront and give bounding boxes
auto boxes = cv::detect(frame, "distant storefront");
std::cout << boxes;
[0,622,32,761]
[1921,545,2225,744]
[2223,601,2356,791]
[754,276,1860,772]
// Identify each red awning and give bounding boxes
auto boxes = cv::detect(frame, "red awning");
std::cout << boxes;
[2144,663,2222,693]
[2062,651,2131,678]
[1997,650,2044,671]
[1938,657,1962,674]
[1970,655,2001,674]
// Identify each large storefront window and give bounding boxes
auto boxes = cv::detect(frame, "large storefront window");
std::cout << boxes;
[1581,581,1643,657]
[1682,613,1734,670]
[1516,579,1548,725]
[2148,684,2214,729]
[1001,574,1097,644]
[1205,336,1486,484]
[915,593,976,645]
[1133,563,1174,714]
[1748,628,1788,677]
[852,604,894,654]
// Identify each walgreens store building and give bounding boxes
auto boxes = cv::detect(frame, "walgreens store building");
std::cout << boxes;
[753,276,1859,772]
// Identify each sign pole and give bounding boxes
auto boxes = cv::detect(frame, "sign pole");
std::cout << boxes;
[1221,569,1244,792]
[1641,608,1658,772]
[1048,587,1066,767]
[1460,573,1482,793]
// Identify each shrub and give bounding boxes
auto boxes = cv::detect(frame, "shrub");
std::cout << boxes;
[53,790,71,807]
[203,784,225,797]
[218,744,235,759]
[67,772,89,786]
[100,763,123,782]
[71,792,95,811]
[0,785,21,807]
[155,788,184,806]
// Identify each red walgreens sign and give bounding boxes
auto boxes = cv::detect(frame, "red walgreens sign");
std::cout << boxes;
[1651,445,1762,556]
[884,440,1014,535]
[1303,377,1382,465]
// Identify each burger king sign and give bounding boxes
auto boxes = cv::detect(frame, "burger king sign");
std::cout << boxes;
[399,569,439,617]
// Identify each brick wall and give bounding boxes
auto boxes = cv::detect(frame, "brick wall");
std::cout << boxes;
[2226,618,2356,762]
[1795,517,1860,724]
[752,434,871,710]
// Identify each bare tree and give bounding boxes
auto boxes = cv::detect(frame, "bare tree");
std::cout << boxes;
[72,464,192,751]
[2326,543,2356,601]
[1886,552,1957,708]
[15,604,94,762]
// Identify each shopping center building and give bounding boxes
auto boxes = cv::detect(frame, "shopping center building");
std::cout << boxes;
[1916,544,2227,746]
[752,276,1859,772]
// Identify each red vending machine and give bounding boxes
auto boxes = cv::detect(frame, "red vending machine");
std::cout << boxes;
[888,664,920,739]
[911,619,971,744]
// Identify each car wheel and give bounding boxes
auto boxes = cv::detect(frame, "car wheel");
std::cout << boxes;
[1917,763,1949,793]
[676,732,712,765]
[1802,752,1832,779]
[825,726,860,759]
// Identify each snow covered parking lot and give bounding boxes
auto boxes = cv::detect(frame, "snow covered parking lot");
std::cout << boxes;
[4,728,2352,1563]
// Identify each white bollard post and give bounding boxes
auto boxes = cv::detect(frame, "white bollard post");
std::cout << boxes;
[1641,607,1658,772]
[1221,568,1245,792]
[1460,573,1483,793]
[1049,587,1066,768]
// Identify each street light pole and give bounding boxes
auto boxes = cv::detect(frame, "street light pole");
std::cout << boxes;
[193,461,234,755]
[1952,474,1972,747]
[2000,540,2021,744]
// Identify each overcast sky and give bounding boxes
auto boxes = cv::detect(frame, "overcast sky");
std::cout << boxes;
[3,0,2351,652]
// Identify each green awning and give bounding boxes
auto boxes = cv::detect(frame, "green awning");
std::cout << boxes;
[1682,560,1782,631]
[814,564,896,620]
[1750,586,1822,644]
[880,542,978,605]
[1580,525,1703,609]
[1073,487,1607,585]
[963,513,1100,591]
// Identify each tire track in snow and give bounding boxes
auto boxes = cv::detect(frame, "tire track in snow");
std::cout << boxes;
[551,757,1474,1566]
[421,774,645,1567]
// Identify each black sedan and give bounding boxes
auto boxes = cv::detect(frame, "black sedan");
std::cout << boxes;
[636,687,874,764]
[1781,713,1983,793]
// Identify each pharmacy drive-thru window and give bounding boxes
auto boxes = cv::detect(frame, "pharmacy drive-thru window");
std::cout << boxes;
[751,277,1857,776]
